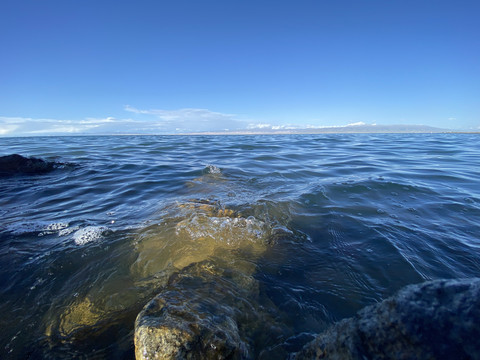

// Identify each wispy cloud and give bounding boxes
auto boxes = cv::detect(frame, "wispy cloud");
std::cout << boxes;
[0,107,249,136]
[246,121,369,131]
[124,106,247,132]
[346,121,366,126]
[247,123,298,130]
[0,116,123,136]
[1,108,378,136]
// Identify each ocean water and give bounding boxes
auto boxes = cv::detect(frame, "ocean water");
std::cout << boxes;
[1,134,479,359]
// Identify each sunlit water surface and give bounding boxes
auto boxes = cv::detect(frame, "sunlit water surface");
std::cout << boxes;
[1,134,479,358]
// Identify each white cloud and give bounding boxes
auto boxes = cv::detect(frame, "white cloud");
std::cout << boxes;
[0,106,249,135]
[247,123,273,129]
[79,117,116,124]
[0,116,125,136]
[346,121,366,127]
[247,123,299,130]
[1,109,378,136]
[247,122,371,131]
[124,106,247,132]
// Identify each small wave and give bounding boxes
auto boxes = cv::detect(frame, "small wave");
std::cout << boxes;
[175,215,266,246]
[38,223,70,236]
[73,226,108,245]
[7,221,70,236]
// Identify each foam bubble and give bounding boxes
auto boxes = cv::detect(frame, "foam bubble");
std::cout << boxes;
[73,226,108,245]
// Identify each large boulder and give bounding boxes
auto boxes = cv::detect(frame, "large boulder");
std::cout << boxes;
[130,199,271,279]
[135,261,258,359]
[0,154,60,176]
[132,200,289,359]
[295,278,480,360]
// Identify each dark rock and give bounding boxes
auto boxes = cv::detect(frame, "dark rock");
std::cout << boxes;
[295,278,480,360]
[0,154,59,176]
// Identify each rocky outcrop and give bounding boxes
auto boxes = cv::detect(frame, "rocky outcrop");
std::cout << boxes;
[0,154,64,176]
[132,200,294,359]
[134,258,289,360]
[295,278,480,360]
[45,199,287,358]
[134,261,253,360]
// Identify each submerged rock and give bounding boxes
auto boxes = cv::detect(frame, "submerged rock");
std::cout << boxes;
[45,297,103,339]
[0,153,72,176]
[134,259,288,360]
[133,200,291,359]
[131,199,270,279]
[295,278,480,360]
[46,198,285,355]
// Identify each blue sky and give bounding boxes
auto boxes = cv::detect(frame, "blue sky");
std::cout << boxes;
[1,0,479,135]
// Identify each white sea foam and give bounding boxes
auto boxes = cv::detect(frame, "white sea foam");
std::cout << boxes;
[175,214,266,246]
[59,226,80,237]
[204,164,221,174]
[73,226,108,245]
[39,222,69,236]
[8,221,70,236]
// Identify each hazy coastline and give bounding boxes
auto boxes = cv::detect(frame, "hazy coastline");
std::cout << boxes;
[3,124,479,138]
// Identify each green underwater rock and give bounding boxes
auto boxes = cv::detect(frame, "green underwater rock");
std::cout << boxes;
[45,198,280,358]
[134,261,252,360]
[132,200,282,359]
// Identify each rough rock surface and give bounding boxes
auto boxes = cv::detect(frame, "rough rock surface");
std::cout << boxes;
[134,261,256,360]
[295,278,480,360]
[0,154,60,176]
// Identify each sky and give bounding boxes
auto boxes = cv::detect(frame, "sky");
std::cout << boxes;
[0,0,479,136]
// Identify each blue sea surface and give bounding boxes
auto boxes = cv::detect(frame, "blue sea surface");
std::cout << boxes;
[1,134,479,358]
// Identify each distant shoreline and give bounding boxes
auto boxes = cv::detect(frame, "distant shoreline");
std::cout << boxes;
[2,130,479,138]
[2,122,479,137]
[178,130,478,136]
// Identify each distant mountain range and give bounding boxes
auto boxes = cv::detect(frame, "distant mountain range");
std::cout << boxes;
[183,123,452,135]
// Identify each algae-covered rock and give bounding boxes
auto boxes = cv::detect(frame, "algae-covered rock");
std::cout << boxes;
[132,199,279,359]
[135,261,252,360]
[46,198,277,349]
[131,199,270,279]
[295,278,480,360]
[134,259,290,360]
[55,297,102,337]
[44,279,148,342]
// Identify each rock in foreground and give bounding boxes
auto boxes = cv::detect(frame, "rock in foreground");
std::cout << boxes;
[296,278,480,360]
[134,261,254,360]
